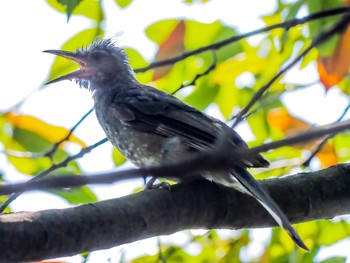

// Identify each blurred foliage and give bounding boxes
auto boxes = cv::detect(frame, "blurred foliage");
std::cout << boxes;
[47,0,104,22]
[1,0,350,262]
[114,0,133,9]
[0,113,97,205]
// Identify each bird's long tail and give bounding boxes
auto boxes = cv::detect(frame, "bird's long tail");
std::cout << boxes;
[229,167,309,251]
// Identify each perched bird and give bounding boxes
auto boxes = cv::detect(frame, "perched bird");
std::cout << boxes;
[44,38,308,250]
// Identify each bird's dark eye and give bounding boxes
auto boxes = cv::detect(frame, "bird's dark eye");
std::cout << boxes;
[91,51,104,61]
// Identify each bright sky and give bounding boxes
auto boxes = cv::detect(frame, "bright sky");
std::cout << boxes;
[1,0,350,262]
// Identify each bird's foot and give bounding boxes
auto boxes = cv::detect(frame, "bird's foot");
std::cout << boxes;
[145,177,171,190]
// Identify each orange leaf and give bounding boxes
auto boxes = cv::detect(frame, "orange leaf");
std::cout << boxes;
[315,142,338,168]
[5,113,86,148]
[267,108,337,167]
[267,108,310,136]
[317,7,350,90]
[153,21,185,80]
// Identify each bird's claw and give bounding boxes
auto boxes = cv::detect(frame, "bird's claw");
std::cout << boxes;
[145,177,171,190]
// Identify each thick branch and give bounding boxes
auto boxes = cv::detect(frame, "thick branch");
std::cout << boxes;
[1,164,350,261]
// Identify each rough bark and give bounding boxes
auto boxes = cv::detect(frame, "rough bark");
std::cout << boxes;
[1,164,350,262]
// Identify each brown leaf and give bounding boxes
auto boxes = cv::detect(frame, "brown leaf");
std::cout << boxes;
[318,1,350,90]
[267,108,337,167]
[153,21,185,80]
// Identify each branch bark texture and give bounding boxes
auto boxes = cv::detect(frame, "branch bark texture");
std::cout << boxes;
[1,164,350,261]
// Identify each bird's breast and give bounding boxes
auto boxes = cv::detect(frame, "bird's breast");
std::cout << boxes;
[94,98,165,166]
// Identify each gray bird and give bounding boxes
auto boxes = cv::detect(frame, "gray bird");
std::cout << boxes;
[44,39,308,250]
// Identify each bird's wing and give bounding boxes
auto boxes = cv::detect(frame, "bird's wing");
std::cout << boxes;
[110,85,267,167]
[111,86,224,151]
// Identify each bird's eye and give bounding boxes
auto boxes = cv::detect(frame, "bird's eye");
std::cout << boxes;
[91,51,104,61]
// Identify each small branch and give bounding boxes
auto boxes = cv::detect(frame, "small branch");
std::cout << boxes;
[43,107,94,159]
[231,14,350,127]
[0,119,349,195]
[171,52,217,95]
[302,102,350,167]
[134,7,350,73]
[0,138,108,212]
[0,108,94,159]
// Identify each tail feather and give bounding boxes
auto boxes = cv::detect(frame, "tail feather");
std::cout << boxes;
[230,167,309,251]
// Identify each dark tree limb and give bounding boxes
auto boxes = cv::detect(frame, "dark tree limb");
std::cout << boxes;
[1,164,350,262]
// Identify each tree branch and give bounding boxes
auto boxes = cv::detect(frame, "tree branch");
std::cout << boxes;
[43,107,94,159]
[231,13,350,126]
[1,163,350,262]
[171,51,217,95]
[0,138,108,212]
[134,7,350,73]
[0,118,349,195]
[302,102,350,167]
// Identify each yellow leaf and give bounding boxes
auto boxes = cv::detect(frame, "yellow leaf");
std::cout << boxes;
[212,54,265,86]
[5,113,86,148]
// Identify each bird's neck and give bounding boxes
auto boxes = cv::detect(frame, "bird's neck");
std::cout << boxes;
[91,78,136,103]
[88,70,136,91]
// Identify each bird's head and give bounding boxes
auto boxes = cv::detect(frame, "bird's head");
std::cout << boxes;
[44,39,134,90]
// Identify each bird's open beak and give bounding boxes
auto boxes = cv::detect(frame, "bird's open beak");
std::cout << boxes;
[44,50,92,85]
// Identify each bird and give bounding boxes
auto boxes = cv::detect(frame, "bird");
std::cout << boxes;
[44,38,308,250]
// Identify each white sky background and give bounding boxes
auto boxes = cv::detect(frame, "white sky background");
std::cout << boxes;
[1,0,350,262]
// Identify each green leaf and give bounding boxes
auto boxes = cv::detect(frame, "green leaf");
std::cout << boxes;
[50,186,98,204]
[184,80,219,111]
[0,196,12,213]
[124,48,153,84]
[214,27,241,63]
[306,0,343,56]
[0,114,83,176]
[185,20,222,50]
[300,41,318,69]
[114,0,133,8]
[2,128,51,175]
[46,0,104,22]
[320,257,346,263]
[215,83,239,120]
[47,28,104,83]
[57,0,81,20]
[247,109,269,143]
[112,148,127,166]
[13,128,52,153]
[337,78,350,96]
[316,221,350,245]
[145,19,179,45]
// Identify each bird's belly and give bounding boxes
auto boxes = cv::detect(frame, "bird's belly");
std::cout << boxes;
[106,125,165,166]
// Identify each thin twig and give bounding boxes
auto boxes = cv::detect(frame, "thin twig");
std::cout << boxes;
[157,237,166,263]
[0,108,94,159]
[302,102,350,167]
[171,52,217,95]
[134,7,350,73]
[231,13,350,127]
[0,119,349,196]
[0,138,108,212]
[7,8,349,114]
[44,107,94,159]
